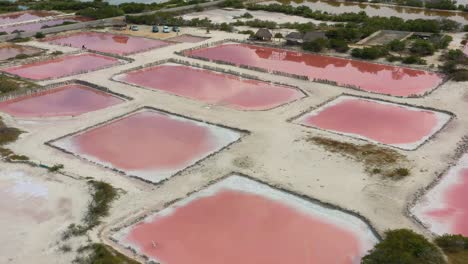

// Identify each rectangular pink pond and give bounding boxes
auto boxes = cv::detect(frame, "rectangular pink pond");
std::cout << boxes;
[295,95,450,150]
[1,53,121,80]
[50,109,241,183]
[185,43,444,97]
[115,175,378,264]
[0,44,41,61]
[412,154,468,236]
[44,32,170,55]
[0,83,124,118]
[167,34,209,43]
[0,11,56,26]
[114,63,304,110]
[0,17,83,34]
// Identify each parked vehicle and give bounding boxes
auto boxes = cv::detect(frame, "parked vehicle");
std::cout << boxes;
[152,25,159,33]
[163,26,170,33]
[172,26,180,32]
[130,25,139,31]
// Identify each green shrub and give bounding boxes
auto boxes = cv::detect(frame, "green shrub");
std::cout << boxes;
[435,234,468,253]
[351,46,387,60]
[48,164,64,172]
[451,70,468,82]
[362,229,446,264]
[34,32,45,39]
[387,39,406,52]
[464,25,468,32]
[402,55,426,65]
[329,39,349,53]
[303,38,329,52]
[410,40,435,56]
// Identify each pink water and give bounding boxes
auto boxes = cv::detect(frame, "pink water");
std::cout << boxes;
[2,53,120,80]
[167,34,208,43]
[425,169,468,236]
[186,43,443,97]
[45,32,170,55]
[0,84,124,117]
[0,45,41,61]
[54,110,239,182]
[117,64,304,110]
[123,189,368,264]
[0,11,55,25]
[298,96,442,148]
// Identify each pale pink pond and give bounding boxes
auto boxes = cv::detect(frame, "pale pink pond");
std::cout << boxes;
[1,53,121,80]
[295,96,450,150]
[51,109,241,183]
[413,154,468,236]
[0,11,56,26]
[44,32,170,55]
[0,44,41,61]
[0,84,124,117]
[117,175,378,264]
[0,18,82,34]
[167,34,209,43]
[186,43,444,97]
[115,64,304,110]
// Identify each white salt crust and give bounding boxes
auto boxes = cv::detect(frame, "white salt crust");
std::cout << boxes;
[0,170,48,198]
[51,108,241,184]
[295,95,451,150]
[114,175,379,264]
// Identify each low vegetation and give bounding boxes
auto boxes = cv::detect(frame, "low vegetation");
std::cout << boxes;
[308,136,410,179]
[48,164,64,172]
[63,180,118,239]
[0,116,25,160]
[440,49,468,81]
[73,243,140,264]
[435,234,468,264]
[362,229,446,264]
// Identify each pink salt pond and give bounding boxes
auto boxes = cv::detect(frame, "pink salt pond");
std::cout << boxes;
[186,43,444,97]
[295,96,451,150]
[1,53,121,80]
[0,11,55,25]
[51,109,241,183]
[114,64,304,110]
[0,44,42,61]
[167,34,209,43]
[0,83,124,118]
[44,32,170,55]
[412,154,468,236]
[115,175,378,264]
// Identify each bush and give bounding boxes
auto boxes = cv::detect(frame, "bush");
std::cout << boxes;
[351,46,387,60]
[362,229,446,264]
[402,55,426,65]
[303,38,329,52]
[34,32,45,39]
[435,234,468,253]
[387,39,406,52]
[48,164,64,172]
[77,6,124,19]
[410,40,435,56]
[464,25,468,32]
[329,39,349,52]
[451,70,468,81]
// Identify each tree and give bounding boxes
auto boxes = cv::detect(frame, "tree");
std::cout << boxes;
[303,38,329,52]
[351,46,387,60]
[274,32,283,41]
[362,229,446,264]
[329,39,349,53]
[387,39,405,52]
[410,40,435,56]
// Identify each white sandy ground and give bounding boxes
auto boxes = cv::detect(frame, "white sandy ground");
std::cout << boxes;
[51,108,242,184]
[294,95,452,151]
[0,27,468,263]
[0,162,89,264]
[114,174,379,264]
[411,153,468,235]
[182,8,335,25]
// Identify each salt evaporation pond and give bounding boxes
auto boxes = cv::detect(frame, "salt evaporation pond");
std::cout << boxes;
[167,34,209,43]
[0,44,41,61]
[295,95,450,150]
[115,175,378,264]
[114,64,304,110]
[51,109,241,183]
[44,32,170,55]
[0,83,124,117]
[186,43,444,97]
[0,11,56,26]
[0,17,85,34]
[262,0,468,25]
[412,154,468,236]
[1,53,121,80]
